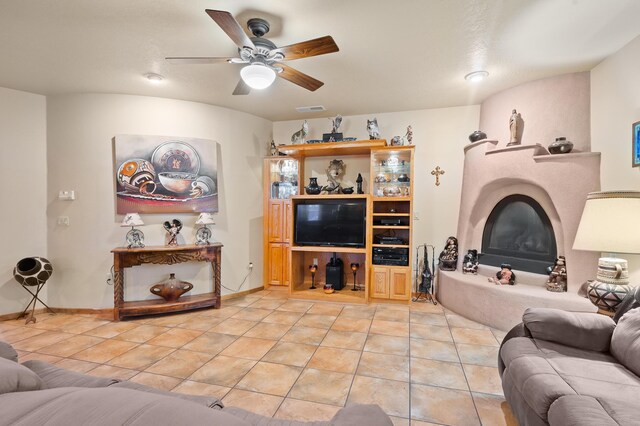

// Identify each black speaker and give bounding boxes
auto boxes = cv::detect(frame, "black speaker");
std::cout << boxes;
[326,256,344,290]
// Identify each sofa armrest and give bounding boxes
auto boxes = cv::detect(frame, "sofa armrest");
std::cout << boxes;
[0,341,18,362]
[498,322,531,376]
[523,308,615,352]
[22,360,118,388]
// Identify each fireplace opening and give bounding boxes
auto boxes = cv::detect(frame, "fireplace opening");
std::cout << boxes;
[480,195,557,274]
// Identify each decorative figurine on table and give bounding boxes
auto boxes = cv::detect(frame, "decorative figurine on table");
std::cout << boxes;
[462,249,479,274]
[291,120,309,145]
[391,136,403,146]
[322,159,345,194]
[508,109,523,146]
[356,173,364,194]
[405,125,413,144]
[194,212,215,245]
[367,118,380,140]
[489,263,516,285]
[546,256,568,292]
[323,115,343,141]
[269,140,278,156]
[438,236,459,271]
[350,263,360,291]
[164,219,183,246]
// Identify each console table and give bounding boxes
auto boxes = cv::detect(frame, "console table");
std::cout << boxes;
[111,244,222,321]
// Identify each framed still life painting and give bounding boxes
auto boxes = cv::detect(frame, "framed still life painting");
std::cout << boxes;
[114,134,218,214]
[634,121,640,168]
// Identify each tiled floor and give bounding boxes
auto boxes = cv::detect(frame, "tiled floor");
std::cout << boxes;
[0,289,517,426]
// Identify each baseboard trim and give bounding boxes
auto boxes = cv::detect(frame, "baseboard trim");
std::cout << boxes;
[221,286,264,301]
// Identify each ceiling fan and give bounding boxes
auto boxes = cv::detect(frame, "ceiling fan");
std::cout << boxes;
[166,9,339,95]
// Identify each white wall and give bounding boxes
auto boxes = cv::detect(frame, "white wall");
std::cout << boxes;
[591,34,640,283]
[0,88,47,315]
[273,106,481,260]
[46,94,271,309]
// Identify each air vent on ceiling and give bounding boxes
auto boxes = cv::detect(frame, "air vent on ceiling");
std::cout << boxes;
[296,105,326,113]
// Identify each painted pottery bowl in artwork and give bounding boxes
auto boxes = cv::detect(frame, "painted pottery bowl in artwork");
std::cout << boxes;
[190,176,216,196]
[158,172,198,194]
[151,141,201,174]
[14,257,53,287]
[117,159,157,194]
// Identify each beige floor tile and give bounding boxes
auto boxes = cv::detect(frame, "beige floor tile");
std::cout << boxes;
[262,341,317,367]
[182,332,237,354]
[30,315,83,330]
[472,392,518,426]
[410,338,459,363]
[410,421,441,426]
[220,337,277,360]
[129,372,182,391]
[281,326,328,345]
[374,304,410,312]
[410,383,480,425]
[331,317,372,333]
[224,296,261,307]
[231,308,274,322]
[289,368,353,406]
[58,319,110,334]
[276,301,314,313]
[141,313,195,327]
[146,349,213,378]
[209,318,258,336]
[463,364,503,396]
[38,334,104,357]
[296,314,337,329]
[189,355,256,387]
[248,298,286,310]
[87,364,138,380]
[410,324,453,342]
[70,339,139,363]
[55,358,100,373]
[321,330,367,350]
[364,334,410,356]
[114,324,170,343]
[175,316,223,331]
[389,416,410,426]
[222,389,283,417]
[347,375,410,418]
[357,351,409,382]
[12,331,75,352]
[236,361,302,396]
[84,322,139,338]
[340,305,376,319]
[262,310,304,325]
[106,344,174,369]
[307,347,361,373]
[370,320,410,337]
[410,358,468,390]
[275,398,341,422]
[18,352,63,364]
[199,306,243,318]
[451,328,499,346]
[146,328,203,348]
[456,343,500,367]
[446,313,489,330]
[307,303,344,316]
[172,380,231,400]
[491,328,508,343]
[262,290,289,300]
[0,327,46,343]
[410,303,445,314]
[410,312,447,327]
[243,322,291,340]
[374,309,410,323]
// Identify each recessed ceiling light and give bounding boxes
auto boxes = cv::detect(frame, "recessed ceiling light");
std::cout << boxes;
[464,70,489,82]
[144,73,164,84]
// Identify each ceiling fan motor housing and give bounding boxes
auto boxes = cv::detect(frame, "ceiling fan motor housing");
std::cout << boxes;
[247,18,270,37]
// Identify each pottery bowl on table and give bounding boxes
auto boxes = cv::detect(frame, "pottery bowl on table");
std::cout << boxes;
[158,172,198,194]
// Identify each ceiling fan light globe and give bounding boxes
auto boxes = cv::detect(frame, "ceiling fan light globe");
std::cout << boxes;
[240,64,276,90]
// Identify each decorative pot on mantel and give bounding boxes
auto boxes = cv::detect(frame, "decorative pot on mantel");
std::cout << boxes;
[305,177,322,195]
[548,137,574,154]
[150,273,193,302]
[468,130,487,143]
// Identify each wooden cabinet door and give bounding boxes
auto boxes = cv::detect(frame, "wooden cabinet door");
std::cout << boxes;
[371,266,390,299]
[268,244,283,285]
[390,268,411,300]
[283,201,292,244]
[268,201,283,242]
[282,244,290,287]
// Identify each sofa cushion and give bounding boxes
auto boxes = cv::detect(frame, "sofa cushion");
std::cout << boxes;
[22,360,118,388]
[611,307,640,376]
[549,395,640,426]
[0,357,43,395]
[111,381,223,409]
[0,341,18,362]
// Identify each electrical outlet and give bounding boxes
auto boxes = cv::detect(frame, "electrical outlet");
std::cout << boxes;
[248,262,254,269]
[414,211,420,220]
[57,216,70,226]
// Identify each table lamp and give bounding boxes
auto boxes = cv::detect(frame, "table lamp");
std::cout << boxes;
[121,213,145,248]
[195,213,216,245]
[573,191,640,315]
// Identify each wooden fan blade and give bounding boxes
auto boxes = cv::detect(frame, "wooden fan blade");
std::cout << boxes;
[233,79,251,95]
[166,56,235,64]
[278,63,324,91]
[273,36,339,61]
[205,9,255,50]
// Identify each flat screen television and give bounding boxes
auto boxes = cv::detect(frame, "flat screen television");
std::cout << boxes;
[295,199,366,248]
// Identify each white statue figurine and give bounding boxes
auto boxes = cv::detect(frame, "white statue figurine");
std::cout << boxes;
[508,109,521,146]
[291,120,309,144]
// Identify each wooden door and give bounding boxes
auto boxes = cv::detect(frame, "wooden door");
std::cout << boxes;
[390,268,411,300]
[268,201,283,242]
[283,201,292,244]
[268,243,284,285]
[371,266,390,299]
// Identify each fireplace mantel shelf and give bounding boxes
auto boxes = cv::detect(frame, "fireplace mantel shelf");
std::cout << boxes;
[533,151,601,163]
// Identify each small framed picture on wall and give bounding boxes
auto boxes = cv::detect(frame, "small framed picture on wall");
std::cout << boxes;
[634,121,640,167]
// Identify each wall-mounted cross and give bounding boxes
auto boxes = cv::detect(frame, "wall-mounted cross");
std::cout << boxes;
[431,166,445,186]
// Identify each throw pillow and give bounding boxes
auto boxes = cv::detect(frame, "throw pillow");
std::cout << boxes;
[0,357,43,394]
[0,341,18,362]
[611,307,640,376]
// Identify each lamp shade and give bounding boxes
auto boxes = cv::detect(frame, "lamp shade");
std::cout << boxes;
[121,213,144,227]
[240,64,276,90]
[195,212,216,226]
[573,191,640,254]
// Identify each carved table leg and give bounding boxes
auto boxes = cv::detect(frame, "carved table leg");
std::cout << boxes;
[213,249,221,308]
[113,265,124,321]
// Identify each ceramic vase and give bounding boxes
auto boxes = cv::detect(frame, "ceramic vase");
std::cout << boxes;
[305,177,322,195]
[468,130,487,143]
[587,258,631,314]
[548,137,574,154]
[14,257,53,287]
[150,273,193,302]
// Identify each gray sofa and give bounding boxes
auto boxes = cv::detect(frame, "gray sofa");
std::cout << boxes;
[499,306,640,426]
[0,341,391,426]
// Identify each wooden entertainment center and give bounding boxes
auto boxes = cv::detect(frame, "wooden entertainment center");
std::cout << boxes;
[263,140,414,304]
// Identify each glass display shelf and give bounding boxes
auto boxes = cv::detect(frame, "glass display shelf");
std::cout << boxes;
[268,158,299,200]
